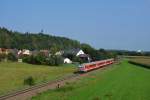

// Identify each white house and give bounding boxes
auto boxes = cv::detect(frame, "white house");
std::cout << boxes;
[18,49,31,55]
[22,49,30,55]
[64,58,72,64]
[76,50,85,56]
[55,51,64,56]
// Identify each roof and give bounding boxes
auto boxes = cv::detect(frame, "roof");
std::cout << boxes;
[64,48,82,55]
[78,54,89,58]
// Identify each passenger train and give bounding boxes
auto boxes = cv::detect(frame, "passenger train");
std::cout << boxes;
[78,58,114,72]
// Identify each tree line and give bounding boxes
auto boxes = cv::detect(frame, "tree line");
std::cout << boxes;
[1,27,149,65]
[0,27,81,50]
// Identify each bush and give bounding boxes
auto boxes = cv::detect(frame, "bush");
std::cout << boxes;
[46,55,63,66]
[54,55,63,66]
[128,61,150,69]
[22,54,46,65]
[0,54,7,61]
[22,55,32,63]
[73,56,85,64]
[22,54,63,66]
[24,76,35,86]
[7,53,17,61]
[35,54,47,65]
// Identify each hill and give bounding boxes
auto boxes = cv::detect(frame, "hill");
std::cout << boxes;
[0,27,117,60]
[0,27,81,50]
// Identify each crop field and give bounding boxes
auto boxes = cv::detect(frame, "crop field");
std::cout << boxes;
[127,56,150,66]
[0,62,76,95]
[32,60,150,100]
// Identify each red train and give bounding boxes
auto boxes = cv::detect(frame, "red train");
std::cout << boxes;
[78,58,114,72]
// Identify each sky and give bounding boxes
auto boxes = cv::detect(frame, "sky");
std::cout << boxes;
[0,0,150,51]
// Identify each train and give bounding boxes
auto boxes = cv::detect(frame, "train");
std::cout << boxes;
[78,58,114,72]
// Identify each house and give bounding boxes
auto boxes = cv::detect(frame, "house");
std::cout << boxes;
[18,49,31,56]
[0,48,9,55]
[76,49,85,56]
[55,51,64,56]
[78,54,91,62]
[23,49,30,55]
[7,49,18,56]
[64,58,72,64]
[31,50,39,56]
[64,48,85,57]
[40,50,51,57]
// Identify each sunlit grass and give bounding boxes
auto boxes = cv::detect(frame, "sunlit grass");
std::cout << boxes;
[0,62,76,95]
[32,60,150,100]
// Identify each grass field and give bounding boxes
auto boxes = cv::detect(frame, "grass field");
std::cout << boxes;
[0,62,76,95]
[32,60,150,100]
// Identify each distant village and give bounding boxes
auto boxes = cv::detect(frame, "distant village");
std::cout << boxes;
[0,48,91,64]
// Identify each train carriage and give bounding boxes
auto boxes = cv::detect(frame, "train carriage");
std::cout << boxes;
[79,58,114,72]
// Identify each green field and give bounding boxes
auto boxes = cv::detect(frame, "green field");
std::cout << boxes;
[32,60,150,100]
[0,62,76,95]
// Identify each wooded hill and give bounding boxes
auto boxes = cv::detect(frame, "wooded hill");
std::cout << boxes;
[0,27,118,60]
[0,27,82,50]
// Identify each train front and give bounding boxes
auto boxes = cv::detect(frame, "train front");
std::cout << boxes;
[78,64,85,72]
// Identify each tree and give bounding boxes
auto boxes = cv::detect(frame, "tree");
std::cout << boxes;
[7,53,17,61]
[0,54,7,61]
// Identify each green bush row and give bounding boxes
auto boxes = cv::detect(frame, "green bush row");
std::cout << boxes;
[128,61,150,69]
[22,54,63,66]
[0,53,17,62]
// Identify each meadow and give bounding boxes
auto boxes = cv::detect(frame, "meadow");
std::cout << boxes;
[0,62,76,95]
[32,60,150,100]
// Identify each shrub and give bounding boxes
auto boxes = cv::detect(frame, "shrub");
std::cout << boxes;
[54,55,63,66]
[24,76,35,86]
[73,56,85,64]
[22,54,63,66]
[92,97,100,100]
[0,54,7,61]
[22,54,46,65]
[7,53,17,61]
[46,55,63,66]
[35,53,47,65]
[128,61,150,69]
[46,57,55,66]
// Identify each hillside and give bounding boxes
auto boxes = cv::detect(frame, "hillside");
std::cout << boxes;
[0,27,81,50]
[0,27,118,60]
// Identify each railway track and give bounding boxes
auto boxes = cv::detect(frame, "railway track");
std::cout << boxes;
[0,73,80,100]
[0,63,115,100]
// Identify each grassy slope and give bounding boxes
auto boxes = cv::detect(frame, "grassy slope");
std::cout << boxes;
[0,62,76,95]
[32,61,150,100]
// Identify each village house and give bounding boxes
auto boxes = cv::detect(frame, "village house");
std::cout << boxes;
[55,50,64,56]
[64,58,72,64]
[39,50,51,57]
[18,49,31,56]
[63,48,91,63]
[31,50,39,56]
[64,48,85,57]
[7,49,18,57]
[0,48,9,55]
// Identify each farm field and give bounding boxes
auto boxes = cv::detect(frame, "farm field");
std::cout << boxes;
[32,60,150,100]
[0,62,76,95]
[127,56,150,66]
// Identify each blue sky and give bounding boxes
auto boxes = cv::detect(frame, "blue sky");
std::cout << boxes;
[0,0,150,51]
